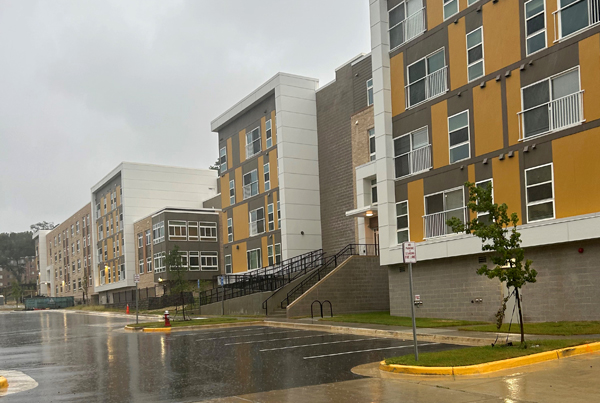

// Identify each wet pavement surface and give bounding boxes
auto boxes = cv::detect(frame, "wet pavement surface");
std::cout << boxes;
[0,311,460,402]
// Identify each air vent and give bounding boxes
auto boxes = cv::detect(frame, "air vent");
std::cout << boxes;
[478,256,487,264]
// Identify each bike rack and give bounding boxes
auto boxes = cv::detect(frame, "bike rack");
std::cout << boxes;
[311,300,333,319]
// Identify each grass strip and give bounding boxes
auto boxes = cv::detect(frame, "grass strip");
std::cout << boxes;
[127,317,259,328]
[459,321,600,336]
[320,311,488,328]
[385,339,599,366]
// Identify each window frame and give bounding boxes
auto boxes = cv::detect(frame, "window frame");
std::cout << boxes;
[367,78,374,106]
[188,221,199,241]
[249,207,265,236]
[245,127,262,159]
[448,110,471,164]
[406,48,447,108]
[137,233,143,249]
[268,244,274,266]
[246,248,262,271]
[243,169,259,200]
[393,126,430,178]
[145,229,151,245]
[168,220,188,241]
[466,26,485,82]
[189,251,200,271]
[219,146,227,174]
[525,163,555,223]
[396,201,410,244]
[153,221,165,244]
[265,119,273,148]
[200,251,219,271]
[225,254,232,274]
[199,222,218,241]
[443,0,459,20]
[229,179,235,205]
[525,0,547,56]
[227,218,233,243]
[267,203,275,231]
[264,163,271,192]
[368,128,376,161]
[475,179,494,224]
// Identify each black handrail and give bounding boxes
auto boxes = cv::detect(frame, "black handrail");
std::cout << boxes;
[279,244,378,310]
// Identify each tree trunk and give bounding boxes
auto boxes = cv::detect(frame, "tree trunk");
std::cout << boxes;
[181,291,185,320]
[515,287,525,344]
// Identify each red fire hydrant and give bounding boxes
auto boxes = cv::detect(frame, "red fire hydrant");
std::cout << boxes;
[164,310,171,327]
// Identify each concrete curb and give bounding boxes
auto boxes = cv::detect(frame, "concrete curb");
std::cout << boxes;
[379,341,600,375]
[0,376,8,389]
[264,321,496,346]
[125,321,265,333]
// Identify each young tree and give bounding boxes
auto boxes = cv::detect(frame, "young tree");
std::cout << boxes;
[11,280,23,308]
[165,245,193,320]
[30,222,58,231]
[0,232,35,282]
[447,182,537,344]
[208,159,220,171]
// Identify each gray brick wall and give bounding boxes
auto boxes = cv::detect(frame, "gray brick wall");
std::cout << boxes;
[287,256,389,318]
[389,238,600,323]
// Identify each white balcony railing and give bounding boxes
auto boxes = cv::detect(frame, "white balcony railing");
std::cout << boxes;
[553,0,600,42]
[249,219,265,237]
[243,183,258,200]
[245,139,261,159]
[390,7,426,50]
[396,145,432,178]
[423,207,467,239]
[405,67,448,108]
[518,90,584,140]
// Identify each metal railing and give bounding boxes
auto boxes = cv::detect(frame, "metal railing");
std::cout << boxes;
[553,0,600,42]
[405,67,447,109]
[396,145,432,178]
[243,183,257,200]
[245,139,261,159]
[278,244,379,311]
[518,90,584,140]
[423,207,467,239]
[249,220,265,237]
[199,249,325,306]
[389,7,426,50]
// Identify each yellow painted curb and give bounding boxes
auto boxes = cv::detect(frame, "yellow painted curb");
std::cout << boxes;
[0,376,8,389]
[127,321,265,333]
[143,327,172,333]
[380,341,600,376]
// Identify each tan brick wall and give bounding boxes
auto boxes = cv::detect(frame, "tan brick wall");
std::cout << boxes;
[133,216,156,290]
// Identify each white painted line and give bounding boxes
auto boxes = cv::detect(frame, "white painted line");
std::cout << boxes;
[226,333,342,346]
[302,342,440,360]
[259,337,383,352]
[194,327,268,336]
[0,370,38,396]
[197,329,305,341]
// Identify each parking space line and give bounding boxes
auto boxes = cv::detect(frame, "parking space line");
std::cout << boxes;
[259,337,383,352]
[195,327,269,336]
[225,333,343,346]
[197,329,304,341]
[302,342,439,359]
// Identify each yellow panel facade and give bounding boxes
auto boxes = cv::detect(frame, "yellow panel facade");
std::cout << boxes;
[408,179,424,242]
[492,152,521,219]
[269,149,279,189]
[273,191,279,230]
[232,242,247,273]
[473,81,504,156]
[553,127,600,218]
[448,17,467,91]
[226,137,233,166]
[482,0,521,74]
[235,167,243,206]
[261,236,269,267]
[221,211,229,245]
[238,129,246,162]
[426,0,443,30]
[459,0,468,11]
[546,0,557,46]
[390,53,406,117]
[220,173,230,209]
[431,100,449,168]
[116,185,121,206]
[260,116,267,151]
[506,69,522,145]
[232,203,249,241]
[271,111,277,146]
[258,156,265,194]
[579,34,600,122]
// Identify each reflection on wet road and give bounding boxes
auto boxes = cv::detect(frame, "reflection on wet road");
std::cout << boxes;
[0,311,458,402]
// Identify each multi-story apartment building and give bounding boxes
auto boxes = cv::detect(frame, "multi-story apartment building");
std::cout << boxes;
[44,204,93,301]
[133,207,222,291]
[364,0,600,322]
[210,73,322,273]
[91,162,217,304]
[33,230,52,295]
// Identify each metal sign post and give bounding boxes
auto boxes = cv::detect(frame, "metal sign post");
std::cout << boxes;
[220,276,225,316]
[403,242,418,361]
[134,274,140,325]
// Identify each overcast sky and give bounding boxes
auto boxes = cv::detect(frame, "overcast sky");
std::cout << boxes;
[0,0,370,233]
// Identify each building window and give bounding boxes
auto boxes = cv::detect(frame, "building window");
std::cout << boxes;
[556,0,600,40]
[225,255,232,274]
[153,221,165,244]
[71,225,74,236]
[199,222,217,241]
[468,0,478,5]
[268,245,274,266]
[389,0,426,50]
[168,220,187,241]
[120,264,125,280]
[77,240,80,253]
[139,259,144,274]
[277,201,281,229]
[138,233,143,249]
[247,248,261,271]
[371,179,378,204]
[154,252,166,273]
[243,170,259,199]
[424,187,466,238]
[147,257,152,273]
[519,67,582,139]
[229,180,235,205]
[476,179,494,225]
[267,204,275,231]
[444,0,458,20]
[406,48,447,108]
[78,279,82,290]
[219,147,227,174]
[245,127,261,159]
[249,208,265,236]
[368,128,376,161]
[98,224,104,241]
[189,251,200,271]
[448,110,470,163]
[76,221,80,233]
[394,126,431,178]
[266,119,273,148]
[525,0,547,55]
[275,244,281,264]
[178,251,188,270]
[466,27,484,82]
[145,230,151,245]
[188,222,199,241]
[77,259,81,272]
[201,252,218,271]
[227,218,233,243]
[107,265,112,283]
[526,164,555,222]
[264,163,271,192]
[367,78,374,106]
[396,201,409,244]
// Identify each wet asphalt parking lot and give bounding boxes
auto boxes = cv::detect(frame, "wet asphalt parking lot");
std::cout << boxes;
[0,311,461,402]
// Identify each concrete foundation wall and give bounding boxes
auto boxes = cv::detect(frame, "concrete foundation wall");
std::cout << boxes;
[286,256,388,318]
[200,292,273,316]
[389,239,600,323]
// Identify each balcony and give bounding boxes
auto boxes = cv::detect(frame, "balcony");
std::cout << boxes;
[389,7,426,50]
[518,90,584,140]
[395,145,432,178]
[423,206,467,239]
[245,139,261,159]
[553,0,600,41]
[405,67,448,109]
[243,183,258,200]
[249,220,265,237]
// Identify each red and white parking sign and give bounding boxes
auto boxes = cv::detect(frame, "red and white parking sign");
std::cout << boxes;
[403,242,417,263]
